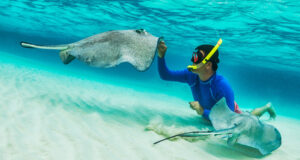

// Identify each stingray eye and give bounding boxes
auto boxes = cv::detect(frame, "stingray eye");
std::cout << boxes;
[135,29,146,34]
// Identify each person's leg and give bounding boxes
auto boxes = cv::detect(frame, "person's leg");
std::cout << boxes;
[251,102,276,119]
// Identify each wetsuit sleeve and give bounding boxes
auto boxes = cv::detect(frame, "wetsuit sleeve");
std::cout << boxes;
[203,109,210,120]
[217,81,235,112]
[205,80,235,120]
[158,56,189,83]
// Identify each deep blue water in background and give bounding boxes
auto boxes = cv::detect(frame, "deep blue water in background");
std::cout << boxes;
[0,0,299,118]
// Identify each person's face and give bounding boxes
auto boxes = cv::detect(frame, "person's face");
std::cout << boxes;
[190,50,206,74]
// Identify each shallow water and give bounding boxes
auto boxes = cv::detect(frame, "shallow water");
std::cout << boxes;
[0,0,300,159]
[1,51,300,160]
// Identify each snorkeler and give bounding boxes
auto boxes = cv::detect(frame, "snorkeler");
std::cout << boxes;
[157,40,276,120]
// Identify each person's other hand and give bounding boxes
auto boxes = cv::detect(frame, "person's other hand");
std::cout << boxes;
[189,101,204,115]
[157,41,167,58]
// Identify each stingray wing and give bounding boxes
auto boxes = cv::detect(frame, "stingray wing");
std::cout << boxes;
[70,30,161,72]
[209,98,237,130]
[119,36,161,71]
[209,98,281,156]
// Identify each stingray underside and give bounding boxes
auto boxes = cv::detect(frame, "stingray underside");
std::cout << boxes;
[20,29,161,71]
[68,30,161,71]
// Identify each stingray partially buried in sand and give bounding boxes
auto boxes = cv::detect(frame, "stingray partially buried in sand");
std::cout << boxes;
[20,29,161,71]
[154,98,282,157]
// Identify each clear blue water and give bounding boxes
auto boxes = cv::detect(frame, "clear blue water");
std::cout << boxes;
[1,1,300,159]
[0,0,299,118]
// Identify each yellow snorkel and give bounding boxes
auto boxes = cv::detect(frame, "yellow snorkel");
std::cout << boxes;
[187,38,223,71]
[187,65,198,70]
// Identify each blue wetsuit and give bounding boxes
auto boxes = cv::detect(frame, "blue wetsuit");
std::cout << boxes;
[158,57,235,120]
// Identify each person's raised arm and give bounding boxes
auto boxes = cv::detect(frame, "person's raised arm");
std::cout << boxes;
[157,41,189,83]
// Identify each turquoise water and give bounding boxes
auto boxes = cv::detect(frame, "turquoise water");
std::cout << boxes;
[0,0,300,159]
[1,0,299,117]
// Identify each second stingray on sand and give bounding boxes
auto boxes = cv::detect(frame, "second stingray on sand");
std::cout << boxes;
[153,98,282,157]
[20,29,161,71]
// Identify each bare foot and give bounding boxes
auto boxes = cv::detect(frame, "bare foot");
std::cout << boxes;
[266,102,276,119]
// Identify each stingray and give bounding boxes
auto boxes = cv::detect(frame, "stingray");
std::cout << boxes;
[154,98,281,156]
[20,29,161,71]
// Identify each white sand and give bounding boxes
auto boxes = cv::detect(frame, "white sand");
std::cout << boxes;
[0,53,300,160]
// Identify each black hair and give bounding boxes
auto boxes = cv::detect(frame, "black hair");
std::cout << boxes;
[193,44,220,71]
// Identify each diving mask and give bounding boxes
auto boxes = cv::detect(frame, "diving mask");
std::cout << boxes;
[187,38,222,71]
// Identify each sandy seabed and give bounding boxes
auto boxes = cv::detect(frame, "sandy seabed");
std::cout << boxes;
[0,52,300,160]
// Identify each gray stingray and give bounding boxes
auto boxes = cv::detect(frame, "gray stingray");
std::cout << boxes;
[20,29,161,71]
[154,98,281,157]
[208,98,282,156]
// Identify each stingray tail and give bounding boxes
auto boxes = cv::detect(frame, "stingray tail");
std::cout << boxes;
[153,127,235,145]
[20,41,68,50]
[20,41,75,64]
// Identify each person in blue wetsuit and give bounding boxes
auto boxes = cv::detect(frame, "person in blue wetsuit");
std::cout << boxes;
[157,41,276,121]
